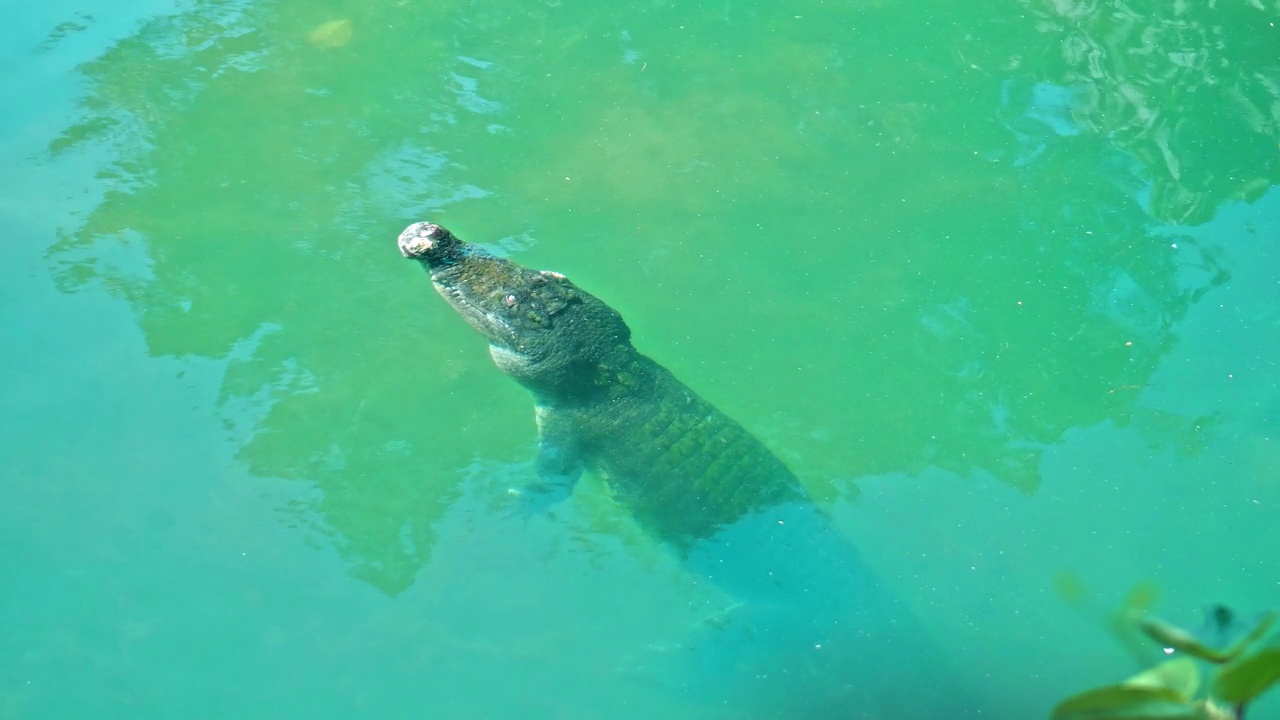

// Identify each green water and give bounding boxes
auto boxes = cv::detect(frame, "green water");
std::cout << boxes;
[3,1,1278,717]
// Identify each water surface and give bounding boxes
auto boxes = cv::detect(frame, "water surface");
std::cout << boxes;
[3,1,1278,718]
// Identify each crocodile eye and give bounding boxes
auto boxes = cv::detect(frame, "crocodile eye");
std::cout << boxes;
[504,294,517,308]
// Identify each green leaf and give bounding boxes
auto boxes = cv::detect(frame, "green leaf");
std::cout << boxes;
[1122,582,1161,615]
[1126,658,1201,701]
[1051,684,1186,720]
[1220,610,1276,661]
[307,19,353,49]
[1054,570,1089,608]
[1211,647,1280,705]
[1137,618,1231,663]
[1136,610,1276,665]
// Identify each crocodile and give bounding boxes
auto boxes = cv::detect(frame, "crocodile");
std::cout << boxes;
[398,222,971,718]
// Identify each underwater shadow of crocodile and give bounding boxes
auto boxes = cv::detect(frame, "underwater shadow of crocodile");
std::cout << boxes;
[398,222,977,719]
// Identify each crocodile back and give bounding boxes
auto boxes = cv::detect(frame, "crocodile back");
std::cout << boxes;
[572,351,805,550]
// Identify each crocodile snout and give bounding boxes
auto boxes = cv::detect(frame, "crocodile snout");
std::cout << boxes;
[398,222,450,259]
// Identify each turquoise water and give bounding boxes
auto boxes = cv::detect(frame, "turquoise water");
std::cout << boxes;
[2,1,1278,717]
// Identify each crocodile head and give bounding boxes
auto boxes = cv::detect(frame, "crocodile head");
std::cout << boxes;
[399,222,631,398]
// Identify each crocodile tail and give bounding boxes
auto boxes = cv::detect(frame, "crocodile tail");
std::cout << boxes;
[664,502,979,719]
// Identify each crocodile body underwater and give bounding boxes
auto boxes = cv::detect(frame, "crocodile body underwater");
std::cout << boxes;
[398,222,975,718]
